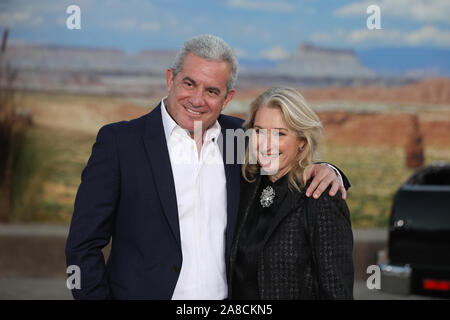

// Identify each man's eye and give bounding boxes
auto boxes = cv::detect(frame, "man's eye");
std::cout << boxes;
[184,82,193,87]
[208,90,218,96]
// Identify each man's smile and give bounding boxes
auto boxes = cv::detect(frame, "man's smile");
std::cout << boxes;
[184,105,205,116]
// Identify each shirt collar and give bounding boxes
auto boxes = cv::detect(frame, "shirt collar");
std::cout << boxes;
[204,120,221,143]
[161,97,178,142]
[160,98,222,143]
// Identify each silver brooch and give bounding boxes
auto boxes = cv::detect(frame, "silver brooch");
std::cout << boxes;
[260,186,275,208]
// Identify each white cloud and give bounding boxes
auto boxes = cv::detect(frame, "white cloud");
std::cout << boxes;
[140,22,160,31]
[335,0,450,24]
[233,48,248,58]
[0,11,31,26]
[0,10,43,27]
[111,19,138,30]
[0,0,92,28]
[347,29,403,43]
[157,14,195,36]
[309,32,332,42]
[111,19,160,32]
[310,29,346,43]
[226,0,295,13]
[260,45,290,60]
[324,26,450,47]
[335,1,372,16]
[405,25,450,46]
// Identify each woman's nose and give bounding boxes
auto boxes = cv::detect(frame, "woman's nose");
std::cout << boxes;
[258,130,271,153]
[263,131,280,154]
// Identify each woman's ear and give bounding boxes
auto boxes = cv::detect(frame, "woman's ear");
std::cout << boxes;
[298,139,306,151]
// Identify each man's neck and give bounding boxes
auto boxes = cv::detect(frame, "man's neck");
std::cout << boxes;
[163,98,216,156]
[191,129,207,157]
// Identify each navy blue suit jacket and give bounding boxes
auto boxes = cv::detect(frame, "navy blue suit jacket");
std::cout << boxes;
[66,104,244,299]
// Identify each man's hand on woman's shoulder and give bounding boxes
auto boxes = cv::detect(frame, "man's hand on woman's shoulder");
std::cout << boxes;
[305,163,347,200]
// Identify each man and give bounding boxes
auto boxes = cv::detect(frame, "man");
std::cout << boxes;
[65,35,349,299]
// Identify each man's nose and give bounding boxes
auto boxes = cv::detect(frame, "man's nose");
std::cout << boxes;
[189,87,204,107]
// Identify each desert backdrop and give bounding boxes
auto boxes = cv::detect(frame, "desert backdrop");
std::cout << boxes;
[0,35,448,229]
[7,74,450,228]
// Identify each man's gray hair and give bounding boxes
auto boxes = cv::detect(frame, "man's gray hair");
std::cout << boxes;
[172,34,238,95]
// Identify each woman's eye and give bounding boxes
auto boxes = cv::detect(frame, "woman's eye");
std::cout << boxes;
[269,131,284,137]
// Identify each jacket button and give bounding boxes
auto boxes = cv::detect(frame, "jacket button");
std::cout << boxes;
[172,265,180,273]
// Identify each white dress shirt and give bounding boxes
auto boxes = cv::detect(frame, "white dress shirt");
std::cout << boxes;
[161,99,228,300]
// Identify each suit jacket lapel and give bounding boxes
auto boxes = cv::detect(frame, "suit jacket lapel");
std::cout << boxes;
[238,175,262,232]
[230,175,262,263]
[218,118,241,269]
[142,104,181,247]
[141,111,241,260]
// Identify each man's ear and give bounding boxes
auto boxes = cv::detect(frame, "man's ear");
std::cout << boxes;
[221,89,235,111]
[166,68,174,91]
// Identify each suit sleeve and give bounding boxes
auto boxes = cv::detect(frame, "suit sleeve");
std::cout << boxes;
[65,124,120,300]
[309,189,354,299]
[316,161,351,190]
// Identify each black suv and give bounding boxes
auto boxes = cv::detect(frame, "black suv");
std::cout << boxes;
[379,163,450,298]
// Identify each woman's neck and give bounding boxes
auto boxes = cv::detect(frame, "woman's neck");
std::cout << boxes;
[268,167,291,183]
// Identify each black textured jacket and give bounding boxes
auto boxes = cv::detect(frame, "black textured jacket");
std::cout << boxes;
[229,175,354,299]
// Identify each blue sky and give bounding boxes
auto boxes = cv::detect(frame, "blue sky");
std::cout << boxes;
[1,0,450,59]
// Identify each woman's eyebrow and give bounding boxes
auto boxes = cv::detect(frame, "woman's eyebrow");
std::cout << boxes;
[254,125,288,131]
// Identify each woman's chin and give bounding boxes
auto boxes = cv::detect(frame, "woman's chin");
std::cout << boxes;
[259,164,279,176]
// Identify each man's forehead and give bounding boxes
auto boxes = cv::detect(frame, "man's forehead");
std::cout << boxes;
[179,54,230,86]
[183,52,220,65]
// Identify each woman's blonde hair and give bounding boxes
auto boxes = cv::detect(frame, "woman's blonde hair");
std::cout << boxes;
[242,86,323,191]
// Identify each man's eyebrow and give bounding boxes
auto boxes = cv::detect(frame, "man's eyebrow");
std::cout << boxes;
[206,86,221,94]
[182,77,196,85]
[181,77,221,94]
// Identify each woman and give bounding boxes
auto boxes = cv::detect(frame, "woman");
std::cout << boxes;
[229,87,354,299]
